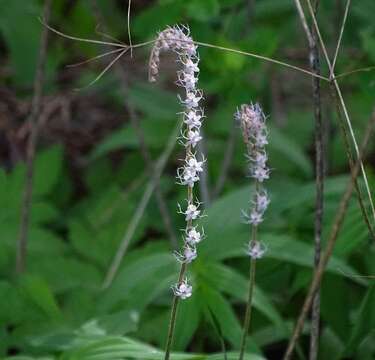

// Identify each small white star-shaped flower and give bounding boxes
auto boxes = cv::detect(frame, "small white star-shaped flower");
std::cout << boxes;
[252,166,270,182]
[187,156,204,173]
[182,91,202,109]
[174,245,197,264]
[178,168,199,187]
[255,191,270,213]
[185,203,201,220]
[242,210,263,225]
[246,241,267,259]
[173,279,193,299]
[186,227,202,245]
[186,129,202,147]
[184,110,202,128]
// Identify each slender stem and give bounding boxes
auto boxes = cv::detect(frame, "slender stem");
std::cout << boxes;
[165,140,194,359]
[16,0,51,274]
[164,263,187,360]
[332,0,351,72]
[308,1,323,358]
[329,84,375,241]
[239,256,257,360]
[239,178,259,360]
[127,0,133,57]
[283,112,375,360]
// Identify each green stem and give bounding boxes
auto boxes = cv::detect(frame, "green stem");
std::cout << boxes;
[239,256,257,360]
[164,263,187,360]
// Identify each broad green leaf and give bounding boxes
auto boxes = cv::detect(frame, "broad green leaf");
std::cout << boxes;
[99,252,178,312]
[200,262,284,331]
[173,292,201,350]
[200,286,242,348]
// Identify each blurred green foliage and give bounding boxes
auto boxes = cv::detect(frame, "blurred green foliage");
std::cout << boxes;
[0,0,375,359]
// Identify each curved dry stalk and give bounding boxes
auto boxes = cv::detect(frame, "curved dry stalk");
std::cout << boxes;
[39,17,129,48]
[94,24,127,45]
[41,17,375,84]
[73,48,129,90]
[127,0,133,57]
[41,20,329,81]
[66,47,125,68]
[334,66,375,80]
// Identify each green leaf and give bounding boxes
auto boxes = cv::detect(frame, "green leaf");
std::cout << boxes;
[90,120,176,160]
[0,0,42,86]
[20,275,62,321]
[200,263,284,331]
[269,126,312,177]
[186,0,220,21]
[344,284,375,355]
[173,292,201,350]
[61,335,203,360]
[200,286,242,348]
[99,252,178,312]
[127,83,180,118]
[34,146,64,197]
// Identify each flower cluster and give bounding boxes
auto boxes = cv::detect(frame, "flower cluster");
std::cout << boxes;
[236,103,270,259]
[149,25,205,299]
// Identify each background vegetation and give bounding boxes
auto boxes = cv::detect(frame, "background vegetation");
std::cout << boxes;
[0,0,374,359]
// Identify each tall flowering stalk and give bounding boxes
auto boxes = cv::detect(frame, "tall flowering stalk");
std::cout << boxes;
[149,25,205,360]
[236,103,269,360]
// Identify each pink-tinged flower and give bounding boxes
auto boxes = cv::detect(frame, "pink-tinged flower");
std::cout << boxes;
[174,245,197,264]
[172,279,193,299]
[184,110,203,128]
[246,241,267,259]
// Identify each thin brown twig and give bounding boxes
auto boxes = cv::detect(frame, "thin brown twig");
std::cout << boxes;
[334,66,375,80]
[283,110,375,360]
[291,3,324,355]
[308,1,324,358]
[16,0,52,274]
[40,18,329,82]
[303,0,375,234]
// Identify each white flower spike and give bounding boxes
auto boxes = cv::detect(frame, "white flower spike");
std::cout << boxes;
[149,25,206,301]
